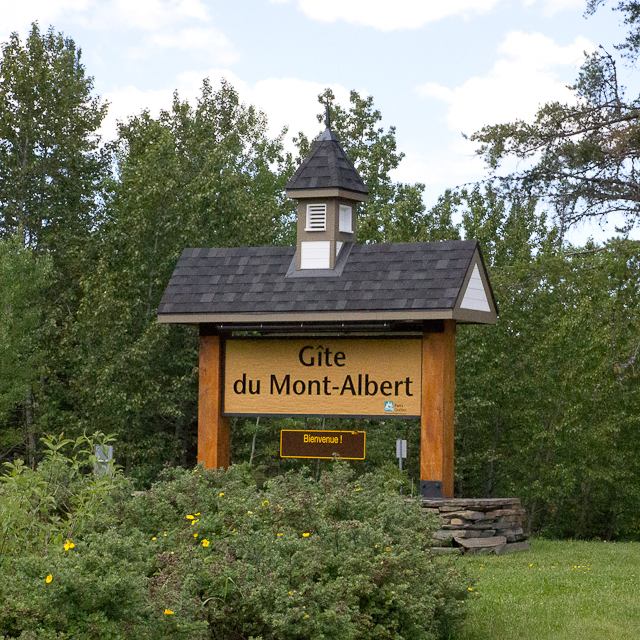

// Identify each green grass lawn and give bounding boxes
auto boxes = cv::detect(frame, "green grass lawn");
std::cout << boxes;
[456,539,640,640]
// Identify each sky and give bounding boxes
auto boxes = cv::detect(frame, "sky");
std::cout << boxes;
[1,0,636,242]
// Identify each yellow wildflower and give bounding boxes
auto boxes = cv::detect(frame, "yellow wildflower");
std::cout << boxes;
[45,574,53,584]
[63,540,75,551]
[164,532,167,537]
[247,511,253,515]
[195,513,200,516]
[186,515,194,520]
[386,547,390,551]
[277,533,283,537]
[262,500,269,506]
[468,587,473,591]
[164,609,174,615]
[289,591,293,595]
[305,615,309,618]
[193,533,198,538]
[191,519,199,525]
[219,492,224,497]
[302,533,310,537]
[152,537,157,541]
[202,540,210,547]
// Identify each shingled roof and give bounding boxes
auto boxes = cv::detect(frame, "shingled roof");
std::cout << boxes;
[157,240,497,326]
[285,128,368,196]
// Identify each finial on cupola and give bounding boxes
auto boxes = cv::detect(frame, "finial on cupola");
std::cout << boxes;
[325,98,331,130]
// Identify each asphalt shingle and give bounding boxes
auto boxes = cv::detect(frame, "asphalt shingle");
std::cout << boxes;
[286,128,368,196]
[157,240,483,319]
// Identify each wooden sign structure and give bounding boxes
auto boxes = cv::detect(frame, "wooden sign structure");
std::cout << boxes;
[195,321,459,497]
[158,119,497,499]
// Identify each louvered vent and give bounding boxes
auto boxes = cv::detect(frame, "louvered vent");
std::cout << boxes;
[306,204,327,231]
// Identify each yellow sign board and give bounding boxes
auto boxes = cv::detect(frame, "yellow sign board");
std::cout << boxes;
[224,338,421,417]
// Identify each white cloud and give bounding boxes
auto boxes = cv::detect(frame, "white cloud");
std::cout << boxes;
[80,0,211,31]
[146,27,239,63]
[0,0,214,43]
[524,0,583,17]
[391,140,483,186]
[0,0,91,38]
[271,0,501,31]
[100,85,175,141]
[272,0,585,30]
[246,78,351,144]
[101,71,351,151]
[417,31,593,135]
[0,0,238,71]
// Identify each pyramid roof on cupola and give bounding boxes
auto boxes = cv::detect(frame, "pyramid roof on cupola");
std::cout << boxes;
[286,127,369,198]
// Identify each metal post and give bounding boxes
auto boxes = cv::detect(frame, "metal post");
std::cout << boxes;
[396,439,407,471]
[95,445,114,477]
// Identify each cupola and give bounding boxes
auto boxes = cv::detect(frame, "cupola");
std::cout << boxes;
[285,110,368,270]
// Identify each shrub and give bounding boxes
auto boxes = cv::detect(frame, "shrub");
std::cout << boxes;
[1,451,471,639]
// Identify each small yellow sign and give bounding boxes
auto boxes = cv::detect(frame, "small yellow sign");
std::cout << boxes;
[224,338,421,417]
[280,430,366,459]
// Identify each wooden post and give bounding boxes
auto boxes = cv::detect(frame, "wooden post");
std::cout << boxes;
[420,320,456,498]
[198,330,230,469]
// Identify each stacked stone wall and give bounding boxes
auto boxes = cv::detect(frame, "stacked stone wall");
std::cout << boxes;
[423,498,530,555]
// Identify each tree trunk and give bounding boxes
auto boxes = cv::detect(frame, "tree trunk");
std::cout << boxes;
[458,431,465,497]
[249,417,259,466]
[579,482,591,537]
[487,418,500,498]
[25,386,36,468]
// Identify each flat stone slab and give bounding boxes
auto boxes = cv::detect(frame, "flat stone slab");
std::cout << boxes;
[450,518,470,526]
[465,545,505,556]
[454,536,507,549]
[430,547,462,555]
[433,530,466,540]
[422,498,522,508]
[443,510,486,520]
[493,521,523,530]
[485,508,526,517]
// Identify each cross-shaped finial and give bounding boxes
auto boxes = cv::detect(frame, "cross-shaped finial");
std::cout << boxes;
[325,98,331,129]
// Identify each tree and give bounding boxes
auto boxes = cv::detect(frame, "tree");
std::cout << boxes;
[456,236,640,539]
[295,90,459,243]
[0,23,107,259]
[0,24,106,464]
[587,0,640,60]
[0,234,51,465]
[46,80,297,482]
[470,50,640,235]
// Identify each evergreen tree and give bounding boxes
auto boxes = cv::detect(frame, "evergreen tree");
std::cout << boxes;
[0,23,107,260]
